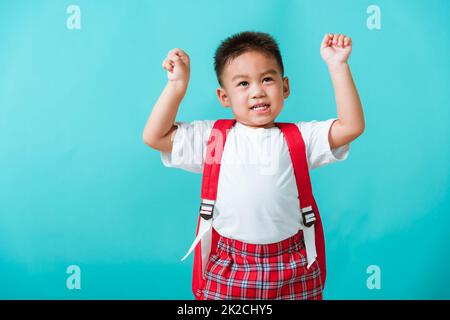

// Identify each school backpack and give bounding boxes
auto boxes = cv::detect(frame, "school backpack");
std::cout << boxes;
[181,119,327,299]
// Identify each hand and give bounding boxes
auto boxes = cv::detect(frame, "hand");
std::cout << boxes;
[162,48,190,87]
[320,33,352,66]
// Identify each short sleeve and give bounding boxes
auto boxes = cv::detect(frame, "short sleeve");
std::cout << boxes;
[160,120,215,173]
[297,118,350,170]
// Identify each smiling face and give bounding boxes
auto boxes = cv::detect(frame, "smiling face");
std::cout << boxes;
[216,50,290,128]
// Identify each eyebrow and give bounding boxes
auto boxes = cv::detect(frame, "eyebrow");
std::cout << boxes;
[231,69,279,82]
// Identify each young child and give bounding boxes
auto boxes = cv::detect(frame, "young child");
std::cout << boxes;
[143,31,365,300]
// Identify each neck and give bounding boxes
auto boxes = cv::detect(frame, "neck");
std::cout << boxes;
[237,121,276,129]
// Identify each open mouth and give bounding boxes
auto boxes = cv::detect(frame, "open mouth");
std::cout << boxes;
[250,103,270,112]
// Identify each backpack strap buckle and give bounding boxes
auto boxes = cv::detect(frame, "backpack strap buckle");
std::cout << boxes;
[301,205,316,227]
[199,199,215,220]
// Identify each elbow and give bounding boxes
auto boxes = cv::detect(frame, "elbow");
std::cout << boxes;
[337,118,365,140]
[344,124,365,142]
[352,123,365,139]
[142,133,158,149]
[350,116,365,138]
[356,122,365,135]
[358,119,366,136]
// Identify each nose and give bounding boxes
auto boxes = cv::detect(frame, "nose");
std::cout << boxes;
[250,83,267,99]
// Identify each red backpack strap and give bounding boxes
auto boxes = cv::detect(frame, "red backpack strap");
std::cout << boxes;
[200,119,236,201]
[192,119,236,299]
[276,122,327,288]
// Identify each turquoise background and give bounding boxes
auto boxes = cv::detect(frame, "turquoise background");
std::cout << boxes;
[1,0,449,299]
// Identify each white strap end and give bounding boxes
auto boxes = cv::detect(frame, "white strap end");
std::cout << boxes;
[181,253,189,262]
[180,219,213,262]
[306,256,317,269]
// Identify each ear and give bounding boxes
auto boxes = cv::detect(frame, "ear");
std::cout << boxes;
[282,76,290,99]
[216,87,231,108]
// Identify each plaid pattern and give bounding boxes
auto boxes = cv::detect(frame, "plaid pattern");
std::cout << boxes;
[197,230,323,300]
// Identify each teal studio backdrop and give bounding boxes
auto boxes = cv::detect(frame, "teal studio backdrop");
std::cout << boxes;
[0,0,449,299]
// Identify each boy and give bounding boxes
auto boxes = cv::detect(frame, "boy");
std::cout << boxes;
[143,31,364,300]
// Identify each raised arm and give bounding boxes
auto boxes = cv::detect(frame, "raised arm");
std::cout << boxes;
[320,33,365,149]
[142,48,190,153]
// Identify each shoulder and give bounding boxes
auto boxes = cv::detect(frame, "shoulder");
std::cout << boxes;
[175,120,216,131]
[173,120,217,140]
[295,119,337,134]
[294,118,337,143]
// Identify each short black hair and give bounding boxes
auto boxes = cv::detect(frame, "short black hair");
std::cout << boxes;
[214,31,284,87]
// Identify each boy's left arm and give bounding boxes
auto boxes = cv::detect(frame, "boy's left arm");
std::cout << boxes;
[320,33,365,149]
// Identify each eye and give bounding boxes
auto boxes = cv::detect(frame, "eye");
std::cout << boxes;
[238,81,249,87]
[263,77,273,83]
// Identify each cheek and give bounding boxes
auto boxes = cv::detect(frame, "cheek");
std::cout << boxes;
[232,94,248,107]
[269,87,284,101]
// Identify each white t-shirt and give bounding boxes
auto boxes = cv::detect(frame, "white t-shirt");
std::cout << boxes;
[161,119,350,244]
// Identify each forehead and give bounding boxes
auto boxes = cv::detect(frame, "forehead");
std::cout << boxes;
[223,51,281,82]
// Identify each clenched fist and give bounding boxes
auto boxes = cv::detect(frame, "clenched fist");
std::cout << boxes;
[320,33,352,66]
[162,48,190,86]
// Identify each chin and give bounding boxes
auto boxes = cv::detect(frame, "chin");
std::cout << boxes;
[249,119,277,128]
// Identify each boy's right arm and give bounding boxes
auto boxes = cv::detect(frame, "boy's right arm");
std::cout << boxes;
[142,48,190,153]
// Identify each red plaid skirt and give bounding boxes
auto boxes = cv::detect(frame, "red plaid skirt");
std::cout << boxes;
[198,230,323,300]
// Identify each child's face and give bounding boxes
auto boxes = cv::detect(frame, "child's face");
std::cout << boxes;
[217,50,290,128]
